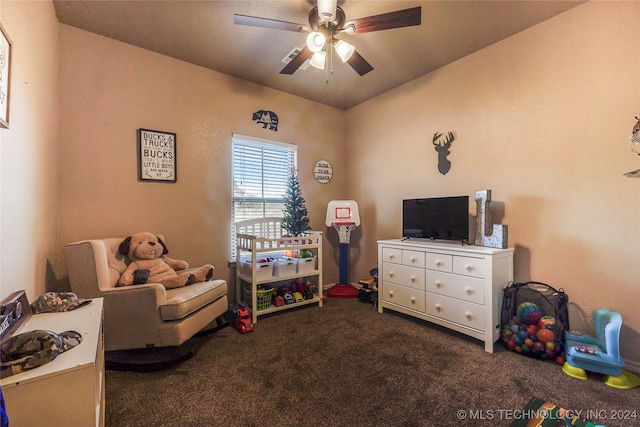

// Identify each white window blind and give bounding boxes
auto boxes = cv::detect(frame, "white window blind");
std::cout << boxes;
[231,134,297,258]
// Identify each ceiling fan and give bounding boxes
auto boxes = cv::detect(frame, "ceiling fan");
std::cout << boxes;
[234,0,421,77]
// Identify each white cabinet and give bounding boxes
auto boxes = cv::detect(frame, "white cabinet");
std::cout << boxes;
[1,298,105,426]
[236,218,323,323]
[378,240,513,353]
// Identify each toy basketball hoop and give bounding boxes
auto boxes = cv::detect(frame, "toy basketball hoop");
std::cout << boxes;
[326,200,360,298]
[333,222,356,244]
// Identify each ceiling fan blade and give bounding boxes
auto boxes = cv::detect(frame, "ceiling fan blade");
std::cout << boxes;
[280,46,313,75]
[342,6,421,34]
[347,50,374,76]
[234,14,310,33]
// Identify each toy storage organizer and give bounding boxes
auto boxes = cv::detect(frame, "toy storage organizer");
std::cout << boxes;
[235,217,323,323]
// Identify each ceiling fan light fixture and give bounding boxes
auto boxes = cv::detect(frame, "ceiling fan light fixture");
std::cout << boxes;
[306,31,326,53]
[334,40,355,62]
[310,51,326,70]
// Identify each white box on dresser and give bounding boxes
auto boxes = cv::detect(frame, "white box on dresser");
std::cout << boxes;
[378,240,513,353]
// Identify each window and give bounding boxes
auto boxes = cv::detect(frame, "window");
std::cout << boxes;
[231,134,297,259]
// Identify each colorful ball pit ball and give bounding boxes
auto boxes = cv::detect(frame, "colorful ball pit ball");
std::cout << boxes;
[536,328,556,344]
[538,315,557,329]
[532,341,545,353]
[517,302,542,324]
[525,311,542,325]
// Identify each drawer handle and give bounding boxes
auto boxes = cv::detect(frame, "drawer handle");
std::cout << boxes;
[435,260,443,268]
[465,264,473,272]
[465,286,472,295]
[410,296,416,304]
[435,303,442,311]
[410,275,416,283]
[410,256,416,263]
[465,311,472,320]
[389,254,395,260]
[389,290,394,298]
[389,271,394,278]
[435,281,442,289]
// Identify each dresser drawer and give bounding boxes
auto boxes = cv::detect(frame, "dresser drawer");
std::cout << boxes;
[382,262,425,290]
[382,282,426,312]
[453,256,486,279]
[402,250,425,268]
[424,252,452,272]
[382,247,402,264]
[426,270,485,304]
[425,293,484,331]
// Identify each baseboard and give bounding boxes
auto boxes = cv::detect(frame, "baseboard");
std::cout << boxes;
[624,358,640,375]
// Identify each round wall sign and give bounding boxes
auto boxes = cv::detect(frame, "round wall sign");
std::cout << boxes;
[313,159,333,184]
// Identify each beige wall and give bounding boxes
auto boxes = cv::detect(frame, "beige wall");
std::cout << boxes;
[57,25,347,294]
[346,1,640,367]
[1,1,638,369]
[0,0,59,303]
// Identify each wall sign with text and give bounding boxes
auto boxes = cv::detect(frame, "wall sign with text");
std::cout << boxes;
[313,159,333,184]
[137,129,177,183]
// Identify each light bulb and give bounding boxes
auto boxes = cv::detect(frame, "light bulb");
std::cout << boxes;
[335,40,355,62]
[310,51,326,69]
[306,32,326,53]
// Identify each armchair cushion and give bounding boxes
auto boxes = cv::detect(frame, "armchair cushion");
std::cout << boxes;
[162,279,228,320]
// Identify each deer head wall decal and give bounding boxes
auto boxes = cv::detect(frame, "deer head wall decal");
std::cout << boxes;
[432,131,455,175]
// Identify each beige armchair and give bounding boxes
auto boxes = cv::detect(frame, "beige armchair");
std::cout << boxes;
[64,236,228,352]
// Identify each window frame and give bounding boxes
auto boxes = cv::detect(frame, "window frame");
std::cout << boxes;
[230,133,298,260]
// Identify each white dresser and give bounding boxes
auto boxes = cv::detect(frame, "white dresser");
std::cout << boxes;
[1,298,105,426]
[377,240,513,352]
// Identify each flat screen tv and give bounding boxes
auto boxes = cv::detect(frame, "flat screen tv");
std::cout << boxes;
[402,196,469,243]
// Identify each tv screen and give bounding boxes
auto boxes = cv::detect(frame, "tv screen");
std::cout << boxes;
[402,196,469,243]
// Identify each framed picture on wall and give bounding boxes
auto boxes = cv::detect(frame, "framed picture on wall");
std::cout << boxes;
[0,22,12,129]
[137,128,177,183]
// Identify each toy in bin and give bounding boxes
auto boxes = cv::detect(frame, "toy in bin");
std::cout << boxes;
[227,302,254,334]
[277,286,292,296]
[291,278,306,293]
[302,289,314,300]
[501,302,564,363]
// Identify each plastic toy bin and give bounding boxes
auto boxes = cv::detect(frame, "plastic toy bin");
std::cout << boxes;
[239,259,274,280]
[242,283,274,311]
[296,257,317,274]
[273,258,297,277]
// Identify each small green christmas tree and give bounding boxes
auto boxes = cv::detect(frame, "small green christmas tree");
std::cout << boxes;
[282,174,310,236]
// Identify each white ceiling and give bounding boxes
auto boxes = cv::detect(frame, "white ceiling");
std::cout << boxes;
[53,0,585,110]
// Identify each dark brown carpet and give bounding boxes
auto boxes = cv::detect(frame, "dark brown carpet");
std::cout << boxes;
[105,298,639,426]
